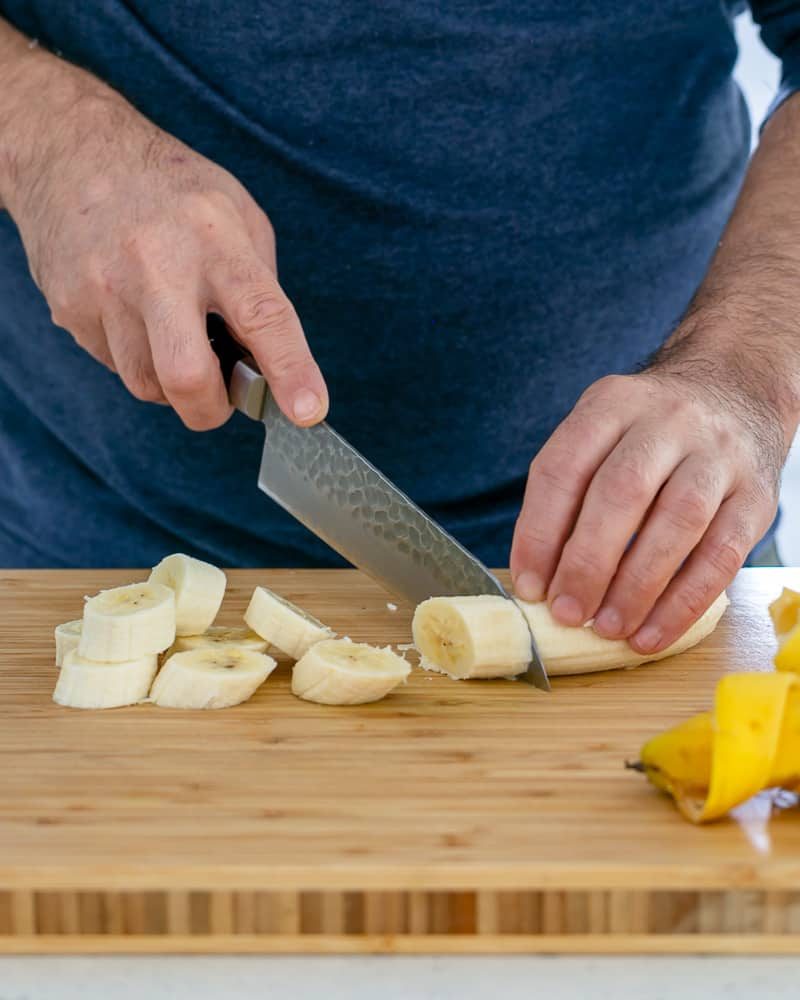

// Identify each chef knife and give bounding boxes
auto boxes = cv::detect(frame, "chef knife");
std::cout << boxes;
[209,317,549,690]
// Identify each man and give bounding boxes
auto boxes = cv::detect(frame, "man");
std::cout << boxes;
[0,3,797,657]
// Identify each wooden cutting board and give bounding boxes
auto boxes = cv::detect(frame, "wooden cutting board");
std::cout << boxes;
[1,567,799,955]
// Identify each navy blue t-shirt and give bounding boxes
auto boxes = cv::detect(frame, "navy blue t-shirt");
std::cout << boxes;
[0,2,799,568]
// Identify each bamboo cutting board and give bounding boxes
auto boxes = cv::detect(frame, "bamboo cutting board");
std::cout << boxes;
[1,567,799,955]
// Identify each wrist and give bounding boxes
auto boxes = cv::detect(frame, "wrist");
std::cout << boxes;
[650,305,800,451]
[0,38,116,218]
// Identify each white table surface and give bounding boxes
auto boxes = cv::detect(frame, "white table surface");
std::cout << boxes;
[1,956,799,999]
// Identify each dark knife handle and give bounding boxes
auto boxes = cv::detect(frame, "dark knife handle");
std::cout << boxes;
[207,313,247,386]
[207,314,267,420]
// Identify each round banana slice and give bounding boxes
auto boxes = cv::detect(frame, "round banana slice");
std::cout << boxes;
[149,647,277,709]
[79,582,176,663]
[412,595,532,679]
[55,619,82,667]
[148,553,227,636]
[54,649,158,709]
[291,639,411,705]
[244,586,335,660]
[168,626,269,656]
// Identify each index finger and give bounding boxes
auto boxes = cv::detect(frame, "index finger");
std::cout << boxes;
[510,397,626,603]
[207,253,328,426]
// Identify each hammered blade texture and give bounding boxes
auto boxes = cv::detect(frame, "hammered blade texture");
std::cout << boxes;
[256,396,506,606]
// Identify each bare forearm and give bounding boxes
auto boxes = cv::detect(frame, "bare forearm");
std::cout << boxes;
[0,17,114,214]
[653,93,800,450]
[0,17,326,431]
[511,94,800,650]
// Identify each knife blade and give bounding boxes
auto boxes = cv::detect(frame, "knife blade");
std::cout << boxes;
[209,319,549,690]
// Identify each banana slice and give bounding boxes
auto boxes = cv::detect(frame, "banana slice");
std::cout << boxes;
[168,625,269,656]
[149,646,277,709]
[412,591,729,679]
[412,595,533,679]
[54,619,82,667]
[79,582,176,662]
[291,639,411,705]
[148,553,227,636]
[54,649,158,709]
[244,586,334,660]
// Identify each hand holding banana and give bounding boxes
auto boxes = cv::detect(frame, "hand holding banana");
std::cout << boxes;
[511,351,790,656]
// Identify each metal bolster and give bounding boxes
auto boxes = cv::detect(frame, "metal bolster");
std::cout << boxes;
[230,358,267,421]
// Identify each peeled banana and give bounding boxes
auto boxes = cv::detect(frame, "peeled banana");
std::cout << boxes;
[245,585,334,660]
[149,646,277,709]
[79,582,176,662]
[167,625,269,656]
[292,639,411,705]
[636,672,800,822]
[54,649,158,709]
[149,553,227,636]
[413,591,729,679]
[520,593,729,676]
[54,619,82,667]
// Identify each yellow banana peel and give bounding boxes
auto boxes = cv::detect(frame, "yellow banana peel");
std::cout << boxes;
[769,588,800,672]
[637,672,799,823]
[634,589,800,823]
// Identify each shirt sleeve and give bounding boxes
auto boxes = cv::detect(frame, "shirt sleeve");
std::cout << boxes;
[748,2,800,119]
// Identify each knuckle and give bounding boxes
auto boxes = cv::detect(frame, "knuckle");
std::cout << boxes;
[581,373,626,403]
[145,291,180,331]
[180,406,230,432]
[746,476,780,510]
[516,524,555,557]
[257,211,275,242]
[529,454,579,498]
[623,554,669,597]
[677,577,717,619]
[560,540,608,580]
[597,463,649,511]
[129,381,163,404]
[182,188,237,227]
[160,357,210,397]
[266,340,315,382]
[83,253,111,296]
[46,279,79,327]
[661,391,694,422]
[665,488,712,534]
[712,424,736,454]
[234,290,295,338]
[49,297,74,329]
[704,537,746,579]
[242,200,275,243]
[124,223,162,260]
[124,364,161,403]
[209,250,259,289]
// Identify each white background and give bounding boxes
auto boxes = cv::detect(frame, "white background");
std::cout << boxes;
[2,11,798,999]
[734,11,800,564]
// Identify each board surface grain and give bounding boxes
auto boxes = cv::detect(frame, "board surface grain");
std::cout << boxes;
[1,567,799,953]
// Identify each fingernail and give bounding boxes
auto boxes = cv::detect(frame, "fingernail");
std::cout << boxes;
[550,594,584,627]
[594,606,623,637]
[633,624,663,653]
[514,571,545,602]
[292,389,322,422]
